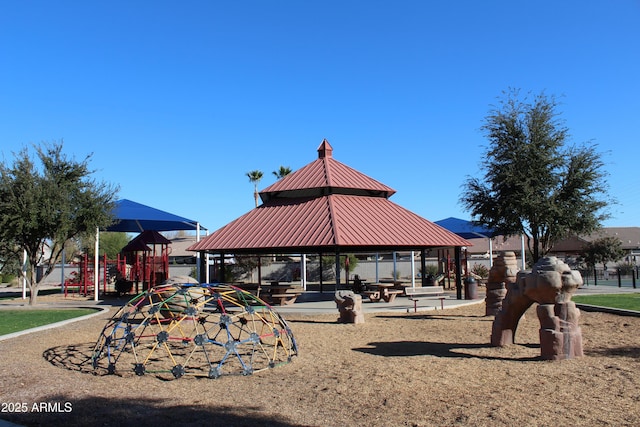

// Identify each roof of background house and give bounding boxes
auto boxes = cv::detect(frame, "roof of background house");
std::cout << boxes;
[587,227,640,250]
[466,227,640,255]
[168,236,198,257]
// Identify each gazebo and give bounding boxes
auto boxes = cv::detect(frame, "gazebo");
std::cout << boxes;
[188,140,471,297]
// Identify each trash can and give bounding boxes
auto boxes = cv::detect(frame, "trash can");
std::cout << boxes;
[464,277,478,300]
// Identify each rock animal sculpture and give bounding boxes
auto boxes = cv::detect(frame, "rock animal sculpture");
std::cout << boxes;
[490,256,584,360]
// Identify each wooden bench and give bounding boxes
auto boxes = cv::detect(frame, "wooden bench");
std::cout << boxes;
[404,286,446,312]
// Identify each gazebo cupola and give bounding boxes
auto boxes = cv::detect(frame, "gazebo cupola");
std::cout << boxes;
[317,138,333,159]
[259,139,396,204]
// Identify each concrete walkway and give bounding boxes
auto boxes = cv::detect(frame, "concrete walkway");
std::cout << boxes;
[259,282,640,315]
[275,289,482,315]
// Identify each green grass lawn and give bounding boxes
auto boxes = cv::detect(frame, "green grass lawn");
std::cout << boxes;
[573,293,640,311]
[0,308,97,335]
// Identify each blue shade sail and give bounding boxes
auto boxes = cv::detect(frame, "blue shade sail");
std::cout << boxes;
[106,199,203,232]
[434,217,496,240]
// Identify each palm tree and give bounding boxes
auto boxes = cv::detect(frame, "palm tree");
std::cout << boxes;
[272,166,292,179]
[246,170,263,207]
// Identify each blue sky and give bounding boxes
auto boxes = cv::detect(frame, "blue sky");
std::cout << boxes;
[2,1,639,233]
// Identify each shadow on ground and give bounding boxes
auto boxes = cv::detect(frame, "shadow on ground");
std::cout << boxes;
[0,395,299,427]
[43,342,96,375]
[286,318,337,324]
[376,313,492,321]
[353,340,541,361]
[587,345,640,358]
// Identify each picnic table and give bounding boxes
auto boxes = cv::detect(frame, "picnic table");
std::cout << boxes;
[363,283,403,303]
[263,284,302,305]
[234,283,262,297]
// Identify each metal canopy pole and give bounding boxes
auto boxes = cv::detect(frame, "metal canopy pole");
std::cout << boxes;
[22,249,27,300]
[196,223,201,283]
[94,227,99,301]
[61,249,65,294]
[489,238,494,267]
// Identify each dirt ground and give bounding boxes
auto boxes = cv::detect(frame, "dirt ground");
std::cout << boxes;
[1,294,639,427]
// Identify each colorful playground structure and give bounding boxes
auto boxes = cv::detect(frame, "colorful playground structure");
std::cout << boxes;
[63,230,172,297]
[91,283,298,379]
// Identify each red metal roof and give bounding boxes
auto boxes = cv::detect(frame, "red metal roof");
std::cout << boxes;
[189,140,470,254]
[189,195,469,253]
[260,140,396,203]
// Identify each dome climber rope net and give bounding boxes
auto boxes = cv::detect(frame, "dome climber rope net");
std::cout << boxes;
[91,283,298,379]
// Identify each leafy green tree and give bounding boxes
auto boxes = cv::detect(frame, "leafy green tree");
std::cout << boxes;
[0,247,20,284]
[0,141,118,304]
[96,232,130,259]
[225,255,269,282]
[81,231,130,259]
[461,89,611,262]
[321,254,358,280]
[272,166,292,179]
[246,170,263,208]
[581,236,625,272]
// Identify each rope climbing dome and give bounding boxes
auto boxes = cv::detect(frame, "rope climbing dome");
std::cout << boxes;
[92,283,298,379]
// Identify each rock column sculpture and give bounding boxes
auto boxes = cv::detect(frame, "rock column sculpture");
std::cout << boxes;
[485,252,519,316]
[524,257,584,360]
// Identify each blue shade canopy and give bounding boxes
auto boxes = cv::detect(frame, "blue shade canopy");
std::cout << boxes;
[434,217,496,240]
[106,199,203,232]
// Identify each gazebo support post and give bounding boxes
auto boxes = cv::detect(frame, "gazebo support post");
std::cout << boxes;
[410,251,415,287]
[318,253,323,293]
[219,252,226,284]
[455,246,463,300]
[198,251,206,283]
[197,251,202,283]
[344,255,349,288]
[421,249,427,287]
[301,254,307,291]
[258,256,262,285]
[335,251,341,290]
